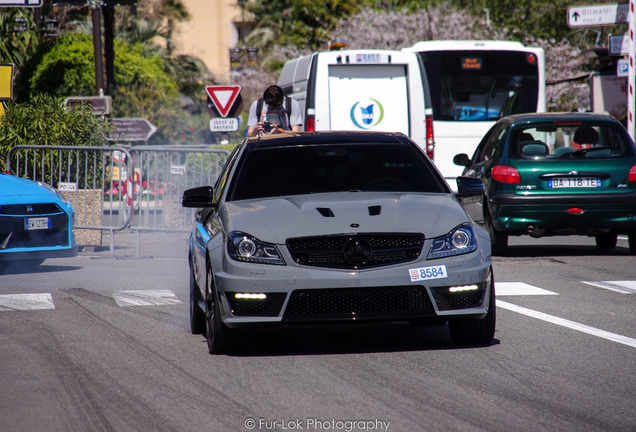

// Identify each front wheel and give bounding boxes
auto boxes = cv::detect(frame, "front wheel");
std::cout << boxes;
[189,257,205,334]
[449,268,496,346]
[205,263,230,354]
[628,233,636,255]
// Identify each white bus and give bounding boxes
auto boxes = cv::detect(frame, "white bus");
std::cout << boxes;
[403,40,546,186]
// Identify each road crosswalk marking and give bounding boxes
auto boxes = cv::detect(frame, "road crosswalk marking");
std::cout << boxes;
[0,293,55,311]
[113,289,182,307]
[496,282,558,296]
[581,281,636,294]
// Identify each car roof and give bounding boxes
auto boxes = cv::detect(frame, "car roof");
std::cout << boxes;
[501,112,623,126]
[244,131,414,149]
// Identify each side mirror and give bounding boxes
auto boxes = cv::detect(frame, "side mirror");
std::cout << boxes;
[182,186,216,208]
[455,176,485,198]
[453,153,471,167]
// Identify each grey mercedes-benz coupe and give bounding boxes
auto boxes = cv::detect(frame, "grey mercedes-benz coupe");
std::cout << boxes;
[183,131,494,354]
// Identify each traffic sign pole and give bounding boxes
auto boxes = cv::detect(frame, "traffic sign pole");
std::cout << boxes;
[629,0,635,140]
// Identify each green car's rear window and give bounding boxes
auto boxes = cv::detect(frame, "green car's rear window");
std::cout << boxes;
[511,124,634,160]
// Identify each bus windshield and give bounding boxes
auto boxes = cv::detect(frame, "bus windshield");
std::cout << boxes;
[418,50,540,121]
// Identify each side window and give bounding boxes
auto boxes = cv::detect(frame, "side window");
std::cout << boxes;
[213,143,242,203]
[474,123,506,163]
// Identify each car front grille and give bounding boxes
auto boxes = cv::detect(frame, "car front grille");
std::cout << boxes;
[286,233,424,269]
[0,204,70,249]
[283,286,435,321]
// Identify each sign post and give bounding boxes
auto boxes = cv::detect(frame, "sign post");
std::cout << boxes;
[628,0,635,140]
[205,85,242,118]
[568,4,628,27]
[569,3,636,141]
[64,96,112,115]
[108,118,157,141]
[0,64,13,100]
[0,0,43,6]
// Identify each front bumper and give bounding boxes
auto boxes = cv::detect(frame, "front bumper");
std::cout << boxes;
[212,247,493,328]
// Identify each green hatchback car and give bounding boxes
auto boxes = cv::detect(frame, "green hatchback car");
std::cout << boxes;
[453,112,636,255]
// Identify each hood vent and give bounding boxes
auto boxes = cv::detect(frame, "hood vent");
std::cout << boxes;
[316,207,335,218]
[368,205,381,216]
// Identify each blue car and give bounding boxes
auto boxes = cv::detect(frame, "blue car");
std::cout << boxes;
[0,173,77,267]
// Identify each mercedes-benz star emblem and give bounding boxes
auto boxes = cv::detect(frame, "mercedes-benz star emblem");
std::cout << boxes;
[342,237,372,267]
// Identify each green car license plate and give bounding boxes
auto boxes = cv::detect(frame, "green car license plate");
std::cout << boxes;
[25,217,51,230]
[548,177,601,188]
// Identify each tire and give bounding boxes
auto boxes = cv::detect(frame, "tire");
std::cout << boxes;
[205,263,229,354]
[189,257,206,335]
[595,232,617,249]
[629,233,636,255]
[449,268,496,346]
[484,210,508,256]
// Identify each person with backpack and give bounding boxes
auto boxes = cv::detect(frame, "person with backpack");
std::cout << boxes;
[246,85,303,137]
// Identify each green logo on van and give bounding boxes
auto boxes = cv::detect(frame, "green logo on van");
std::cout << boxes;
[350,98,384,129]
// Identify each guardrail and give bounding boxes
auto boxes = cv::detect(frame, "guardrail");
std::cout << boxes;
[6,144,230,256]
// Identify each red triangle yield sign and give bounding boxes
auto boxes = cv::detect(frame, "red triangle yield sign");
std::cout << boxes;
[205,85,241,118]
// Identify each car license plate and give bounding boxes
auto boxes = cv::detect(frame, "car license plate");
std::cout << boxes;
[409,265,448,282]
[547,177,601,188]
[25,217,51,230]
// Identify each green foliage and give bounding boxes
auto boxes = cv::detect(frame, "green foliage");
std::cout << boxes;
[0,9,39,68]
[247,0,360,50]
[0,93,111,178]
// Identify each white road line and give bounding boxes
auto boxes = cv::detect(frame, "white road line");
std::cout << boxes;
[497,300,636,349]
[496,282,558,296]
[582,281,636,294]
[0,293,55,311]
[113,289,182,307]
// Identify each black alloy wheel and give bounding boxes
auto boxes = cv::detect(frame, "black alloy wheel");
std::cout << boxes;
[205,263,229,354]
[449,267,496,346]
[189,256,206,334]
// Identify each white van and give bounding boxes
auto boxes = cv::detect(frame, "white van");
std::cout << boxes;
[277,49,435,158]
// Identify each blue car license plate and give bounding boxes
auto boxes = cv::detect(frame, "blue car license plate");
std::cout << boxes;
[25,217,51,230]
[548,177,601,188]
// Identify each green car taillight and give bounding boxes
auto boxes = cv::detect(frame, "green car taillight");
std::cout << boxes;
[492,165,521,184]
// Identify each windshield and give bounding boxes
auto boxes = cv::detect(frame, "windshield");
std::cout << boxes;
[512,123,634,159]
[418,50,539,121]
[228,142,447,201]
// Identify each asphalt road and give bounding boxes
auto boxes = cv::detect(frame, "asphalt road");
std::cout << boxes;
[0,232,634,432]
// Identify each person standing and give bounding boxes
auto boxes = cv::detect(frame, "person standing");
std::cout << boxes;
[246,85,303,137]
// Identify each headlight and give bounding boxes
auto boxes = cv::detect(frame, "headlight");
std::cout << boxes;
[227,231,286,265]
[427,223,478,259]
[37,181,69,205]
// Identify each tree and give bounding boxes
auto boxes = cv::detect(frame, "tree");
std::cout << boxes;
[246,0,359,52]
[0,93,110,175]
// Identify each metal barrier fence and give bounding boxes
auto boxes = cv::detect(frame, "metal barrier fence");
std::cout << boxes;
[6,145,230,256]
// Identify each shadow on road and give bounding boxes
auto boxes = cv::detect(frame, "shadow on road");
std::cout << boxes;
[211,322,500,357]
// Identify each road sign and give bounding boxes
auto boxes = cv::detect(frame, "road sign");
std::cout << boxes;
[568,4,628,27]
[210,117,239,132]
[205,85,241,118]
[617,58,629,77]
[0,64,13,100]
[64,96,112,115]
[609,34,629,55]
[108,118,157,141]
[0,0,43,6]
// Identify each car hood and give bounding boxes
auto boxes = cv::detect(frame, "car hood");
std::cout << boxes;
[0,174,60,202]
[220,192,470,243]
